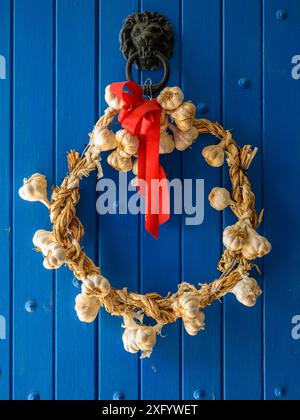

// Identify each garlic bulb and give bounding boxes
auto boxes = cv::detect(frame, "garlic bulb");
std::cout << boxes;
[202,144,225,167]
[183,312,205,336]
[175,292,205,337]
[209,187,232,211]
[157,86,184,111]
[19,173,49,207]
[231,276,262,307]
[258,237,272,258]
[75,293,101,323]
[171,102,196,131]
[33,230,55,253]
[122,315,160,358]
[33,229,66,270]
[135,326,158,359]
[43,242,66,270]
[43,257,58,270]
[242,227,272,260]
[178,294,201,319]
[122,315,140,354]
[171,125,199,151]
[83,274,111,297]
[104,84,125,110]
[107,150,133,172]
[116,129,139,158]
[92,127,117,152]
[122,328,139,354]
[223,222,247,252]
[159,131,175,154]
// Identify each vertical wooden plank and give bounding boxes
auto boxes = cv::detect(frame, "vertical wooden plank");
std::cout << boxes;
[55,0,97,400]
[13,0,54,400]
[263,0,300,400]
[0,0,12,401]
[223,0,263,400]
[140,0,181,400]
[182,0,222,401]
[98,0,140,401]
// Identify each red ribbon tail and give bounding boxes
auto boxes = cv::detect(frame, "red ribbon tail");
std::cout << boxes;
[146,166,170,239]
[142,116,170,239]
[109,82,170,239]
[158,165,170,227]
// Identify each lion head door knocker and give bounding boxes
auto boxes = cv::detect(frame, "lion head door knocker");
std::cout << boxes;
[120,11,174,96]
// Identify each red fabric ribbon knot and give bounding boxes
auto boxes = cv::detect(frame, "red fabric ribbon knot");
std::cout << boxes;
[110,81,170,239]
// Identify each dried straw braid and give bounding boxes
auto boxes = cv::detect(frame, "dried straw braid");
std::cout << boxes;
[193,119,260,273]
[20,98,269,339]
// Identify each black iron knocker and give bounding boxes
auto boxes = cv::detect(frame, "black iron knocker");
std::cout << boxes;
[120,11,174,96]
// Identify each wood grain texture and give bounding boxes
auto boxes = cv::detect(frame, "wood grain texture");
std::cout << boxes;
[55,0,97,401]
[140,0,182,401]
[263,0,300,401]
[0,0,12,401]
[13,0,54,400]
[181,0,222,401]
[223,0,263,400]
[0,0,299,401]
[98,0,140,401]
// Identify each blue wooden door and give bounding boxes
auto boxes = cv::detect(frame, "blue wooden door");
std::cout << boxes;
[1,0,300,401]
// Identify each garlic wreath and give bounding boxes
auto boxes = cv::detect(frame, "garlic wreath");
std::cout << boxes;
[18,84,272,359]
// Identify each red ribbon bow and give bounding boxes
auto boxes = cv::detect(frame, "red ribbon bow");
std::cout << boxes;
[110,81,170,239]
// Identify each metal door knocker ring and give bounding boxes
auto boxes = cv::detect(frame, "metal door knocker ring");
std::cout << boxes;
[126,51,170,96]
[120,11,174,96]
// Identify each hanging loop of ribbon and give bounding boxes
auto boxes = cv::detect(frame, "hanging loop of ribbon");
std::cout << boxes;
[110,81,170,238]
